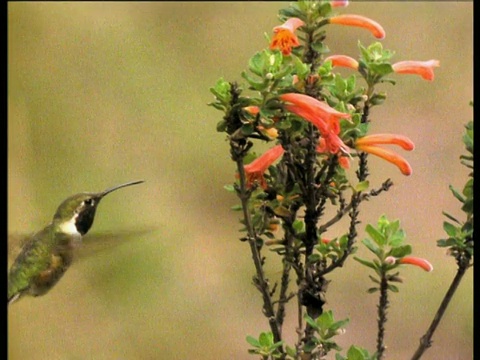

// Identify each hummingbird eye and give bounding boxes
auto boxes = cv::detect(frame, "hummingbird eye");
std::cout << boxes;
[84,198,95,207]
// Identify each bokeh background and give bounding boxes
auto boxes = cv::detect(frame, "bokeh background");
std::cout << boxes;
[8,2,472,359]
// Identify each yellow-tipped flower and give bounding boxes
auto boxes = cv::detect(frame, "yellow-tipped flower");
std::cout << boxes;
[270,18,305,56]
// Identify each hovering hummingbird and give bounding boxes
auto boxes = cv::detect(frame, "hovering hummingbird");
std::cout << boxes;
[7,180,145,305]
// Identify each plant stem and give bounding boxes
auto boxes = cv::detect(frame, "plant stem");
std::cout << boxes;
[410,264,470,360]
[234,152,284,352]
[376,272,389,359]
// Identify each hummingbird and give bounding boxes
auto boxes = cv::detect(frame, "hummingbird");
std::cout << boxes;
[7,180,145,305]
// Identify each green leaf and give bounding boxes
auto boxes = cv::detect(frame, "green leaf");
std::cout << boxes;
[354,256,377,270]
[369,63,393,76]
[223,184,235,192]
[330,318,350,332]
[241,71,268,91]
[388,244,412,258]
[369,93,386,106]
[388,219,400,235]
[355,180,370,192]
[308,253,322,263]
[293,56,310,78]
[437,238,457,247]
[361,237,381,255]
[273,206,291,217]
[216,120,227,132]
[442,211,461,225]
[304,314,319,331]
[387,229,406,247]
[346,345,372,360]
[387,284,399,293]
[365,224,386,246]
[248,52,266,77]
[241,123,254,136]
[209,102,225,111]
[246,335,261,348]
[316,310,335,328]
[274,64,295,81]
[449,184,466,203]
[259,331,274,346]
[311,41,330,54]
[462,198,473,214]
[270,340,285,351]
[292,220,304,233]
[463,178,473,198]
[275,118,292,130]
[209,78,231,102]
[286,346,297,357]
[380,77,396,86]
[303,339,320,353]
[443,221,459,237]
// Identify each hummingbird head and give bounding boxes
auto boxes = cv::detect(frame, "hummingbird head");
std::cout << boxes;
[53,180,144,235]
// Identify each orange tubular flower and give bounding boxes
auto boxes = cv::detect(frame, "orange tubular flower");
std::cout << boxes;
[329,14,386,39]
[243,106,278,139]
[356,134,414,150]
[270,17,305,56]
[243,106,260,115]
[280,93,351,131]
[324,55,359,70]
[392,60,440,81]
[242,145,285,189]
[257,126,279,139]
[355,134,415,176]
[316,139,351,169]
[398,256,433,272]
[330,0,349,7]
[280,93,351,154]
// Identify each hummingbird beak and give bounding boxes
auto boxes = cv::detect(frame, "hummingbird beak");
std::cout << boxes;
[100,180,145,198]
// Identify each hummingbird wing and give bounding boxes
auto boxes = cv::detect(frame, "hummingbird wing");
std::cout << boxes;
[75,228,156,261]
[7,227,156,304]
[7,225,82,305]
[8,228,155,263]
[8,232,36,265]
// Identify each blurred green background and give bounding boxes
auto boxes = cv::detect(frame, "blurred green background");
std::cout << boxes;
[8,2,472,359]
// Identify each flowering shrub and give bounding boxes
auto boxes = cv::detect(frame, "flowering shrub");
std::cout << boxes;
[209,1,472,359]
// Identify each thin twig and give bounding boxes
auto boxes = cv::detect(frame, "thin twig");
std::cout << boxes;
[318,179,392,235]
[410,263,470,360]
[233,147,283,349]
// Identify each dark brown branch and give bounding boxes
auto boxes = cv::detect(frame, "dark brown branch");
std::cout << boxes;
[376,273,389,359]
[410,262,471,360]
[232,141,284,350]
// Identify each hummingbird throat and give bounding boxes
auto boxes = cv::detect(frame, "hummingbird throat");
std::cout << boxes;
[58,216,81,236]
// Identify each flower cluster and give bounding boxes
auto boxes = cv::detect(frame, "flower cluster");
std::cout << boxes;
[210,2,442,357]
